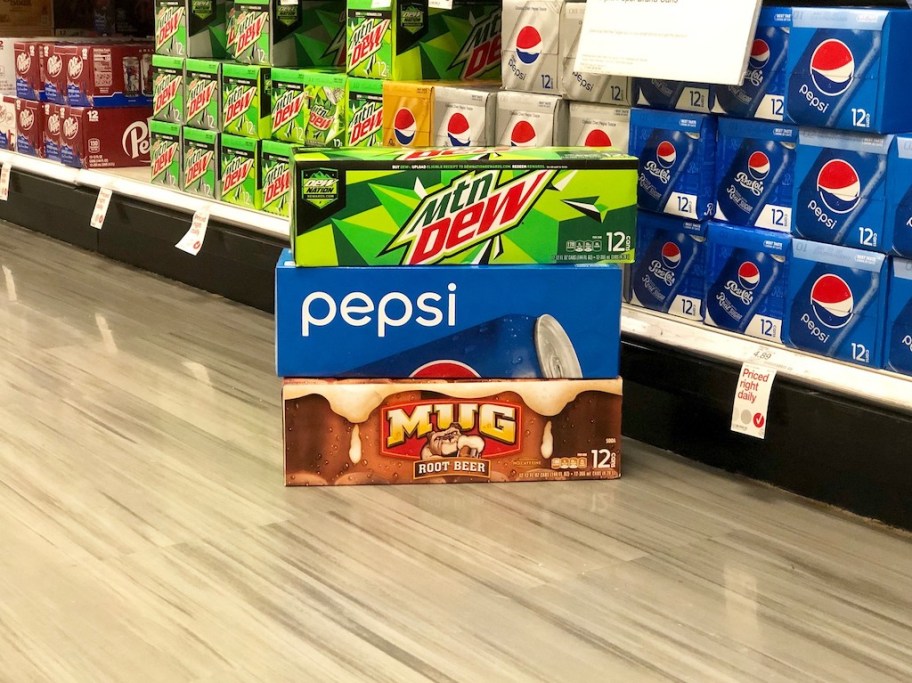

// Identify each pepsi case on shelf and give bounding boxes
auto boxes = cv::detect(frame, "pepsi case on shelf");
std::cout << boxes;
[712,6,790,121]
[16,98,43,157]
[786,8,912,134]
[714,118,797,232]
[559,1,632,106]
[629,108,716,220]
[626,212,706,322]
[792,128,890,252]
[495,90,568,147]
[783,239,887,368]
[568,103,629,153]
[502,0,562,95]
[382,81,434,148]
[886,136,912,259]
[704,222,790,343]
[275,250,622,379]
[635,79,714,114]
[885,258,912,376]
[433,85,497,148]
[59,107,152,169]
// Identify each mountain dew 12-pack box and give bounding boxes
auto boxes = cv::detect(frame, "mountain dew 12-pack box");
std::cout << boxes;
[228,0,302,66]
[222,63,271,138]
[262,140,297,217]
[271,68,311,143]
[152,55,184,124]
[155,0,230,58]
[185,59,221,130]
[291,147,637,266]
[183,128,220,199]
[304,70,347,148]
[150,121,182,188]
[346,77,383,146]
[221,134,262,209]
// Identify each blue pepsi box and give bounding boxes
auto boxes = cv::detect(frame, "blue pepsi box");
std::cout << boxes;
[635,79,714,114]
[885,258,912,376]
[715,118,797,232]
[784,239,887,367]
[704,222,791,343]
[713,7,791,121]
[885,136,912,258]
[626,212,706,321]
[786,8,912,133]
[275,251,622,379]
[629,108,717,220]
[792,128,891,251]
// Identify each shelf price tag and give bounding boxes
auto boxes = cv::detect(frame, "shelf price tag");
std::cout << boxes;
[731,362,776,440]
[176,207,210,256]
[429,0,453,8]
[90,187,113,229]
[0,162,12,201]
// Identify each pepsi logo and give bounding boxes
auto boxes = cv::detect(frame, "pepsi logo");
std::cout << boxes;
[515,26,542,65]
[810,274,853,329]
[656,140,676,168]
[748,151,770,181]
[446,112,470,147]
[583,129,612,148]
[737,262,760,290]
[660,242,681,270]
[411,360,480,379]
[510,120,537,147]
[393,108,416,146]
[810,39,854,97]
[749,39,770,70]
[817,159,860,214]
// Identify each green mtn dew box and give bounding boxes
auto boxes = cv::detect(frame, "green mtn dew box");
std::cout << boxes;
[228,0,303,67]
[150,121,182,189]
[183,128,220,199]
[271,68,310,144]
[155,0,230,58]
[298,1,347,67]
[262,140,298,217]
[346,77,383,147]
[346,0,501,81]
[222,63,271,139]
[291,147,638,266]
[221,134,263,209]
[185,59,221,131]
[152,55,185,124]
[305,70,347,148]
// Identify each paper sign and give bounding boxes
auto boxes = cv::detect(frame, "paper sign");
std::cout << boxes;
[176,208,210,255]
[575,0,762,85]
[90,188,113,229]
[731,363,776,439]
[429,0,453,7]
[0,162,11,201]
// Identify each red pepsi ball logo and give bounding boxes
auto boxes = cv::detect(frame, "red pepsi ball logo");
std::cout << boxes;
[811,274,854,329]
[446,112,470,147]
[737,262,761,290]
[660,242,681,269]
[394,107,416,146]
[748,151,770,181]
[516,26,542,65]
[411,360,480,379]
[510,120,537,147]
[656,140,676,168]
[749,39,770,70]
[817,158,861,214]
[810,39,854,97]
[583,128,612,147]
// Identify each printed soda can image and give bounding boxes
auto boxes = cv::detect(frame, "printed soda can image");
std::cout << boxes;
[123,56,141,98]
[141,53,153,97]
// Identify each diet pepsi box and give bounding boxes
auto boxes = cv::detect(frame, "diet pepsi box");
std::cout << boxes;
[502,0,563,95]
[636,79,714,114]
[792,128,890,251]
[885,136,912,258]
[712,6,790,121]
[568,103,629,153]
[885,258,912,376]
[784,239,887,367]
[275,251,622,378]
[627,212,706,322]
[433,85,497,148]
[786,8,912,134]
[714,118,797,232]
[704,222,791,342]
[559,1,632,106]
[629,108,716,220]
[495,90,568,147]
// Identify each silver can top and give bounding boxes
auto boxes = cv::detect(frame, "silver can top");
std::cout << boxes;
[535,314,582,379]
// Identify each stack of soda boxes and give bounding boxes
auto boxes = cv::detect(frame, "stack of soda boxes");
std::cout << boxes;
[5,37,153,168]
[626,6,912,379]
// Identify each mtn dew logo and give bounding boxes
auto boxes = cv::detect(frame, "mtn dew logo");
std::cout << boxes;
[349,100,383,146]
[156,6,184,49]
[154,74,181,116]
[449,10,501,80]
[151,141,179,181]
[263,159,290,209]
[308,103,334,132]
[349,18,390,70]
[224,85,255,128]
[185,148,214,188]
[385,169,555,265]
[273,89,306,131]
[235,11,269,58]
[223,156,255,195]
[187,79,217,122]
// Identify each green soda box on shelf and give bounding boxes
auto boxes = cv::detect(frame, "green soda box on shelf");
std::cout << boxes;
[346,0,501,81]
[262,140,297,217]
[185,59,221,131]
[298,0,347,68]
[221,134,263,209]
[305,70,347,148]
[150,121,182,189]
[346,77,383,147]
[221,63,271,139]
[290,147,638,266]
[183,128,220,199]
[228,0,302,66]
[271,68,311,144]
[155,0,230,58]
[152,55,184,124]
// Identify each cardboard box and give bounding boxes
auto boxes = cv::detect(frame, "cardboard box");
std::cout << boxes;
[150,120,182,187]
[152,54,184,123]
[182,127,219,198]
[221,62,270,138]
[262,139,295,217]
[155,0,230,58]
[15,96,42,155]
[0,93,15,149]
[57,42,153,108]
[184,57,220,130]
[0,0,51,36]
[41,100,61,161]
[60,106,151,169]
[220,133,261,209]
[14,40,42,100]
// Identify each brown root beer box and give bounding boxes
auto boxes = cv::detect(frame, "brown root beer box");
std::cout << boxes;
[283,379,622,486]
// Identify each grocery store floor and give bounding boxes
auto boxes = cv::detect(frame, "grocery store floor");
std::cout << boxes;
[1,222,911,683]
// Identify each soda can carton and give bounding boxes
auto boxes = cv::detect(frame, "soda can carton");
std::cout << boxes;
[221,134,262,210]
[271,67,310,144]
[346,0,501,81]
[885,258,912,376]
[15,97,43,157]
[182,127,220,199]
[152,55,184,124]
[629,108,717,220]
[495,90,568,148]
[712,6,790,121]
[184,58,221,131]
[275,251,622,378]
[291,147,637,266]
[382,80,434,148]
[41,101,62,162]
[559,1,632,106]
[792,128,890,252]
[14,41,44,101]
[704,222,791,343]
[502,0,561,95]
[150,120,182,187]
[282,377,622,486]
[156,0,230,58]
[58,43,154,108]
[0,95,16,151]
[41,42,68,105]
[221,63,271,139]
[262,140,297,217]
[885,136,912,259]
[58,107,152,169]
[714,118,797,232]
[297,0,347,68]
[229,0,302,66]
[568,103,629,153]
[635,79,715,114]
[304,69,347,148]
[783,239,887,368]
[346,76,383,147]
[433,84,496,148]
[626,212,706,322]
[0,39,20,96]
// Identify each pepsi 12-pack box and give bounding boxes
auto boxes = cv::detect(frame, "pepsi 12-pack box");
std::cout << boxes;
[885,258,912,376]
[886,135,912,259]
[636,79,714,114]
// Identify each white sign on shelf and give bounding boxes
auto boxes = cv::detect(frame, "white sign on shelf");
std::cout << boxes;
[90,188,113,229]
[176,207,211,256]
[731,363,776,439]
[575,0,762,85]
[0,162,12,201]
[429,0,453,8]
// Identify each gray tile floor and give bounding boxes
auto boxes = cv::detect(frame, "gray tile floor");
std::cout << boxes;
[0,222,910,682]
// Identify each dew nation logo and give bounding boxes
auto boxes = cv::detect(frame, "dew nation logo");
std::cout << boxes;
[446,112,470,146]
[515,26,542,65]
[810,39,854,97]
[661,242,681,270]
[749,39,770,71]
[811,274,854,328]
[394,107,416,145]
[817,158,860,214]
[583,128,611,148]
[738,262,761,290]
[509,120,537,147]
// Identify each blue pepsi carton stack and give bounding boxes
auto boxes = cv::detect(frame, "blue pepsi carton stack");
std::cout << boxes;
[885,258,912,376]
[715,118,798,232]
[704,222,791,343]
[886,136,912,258]
[636,79,714,115]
